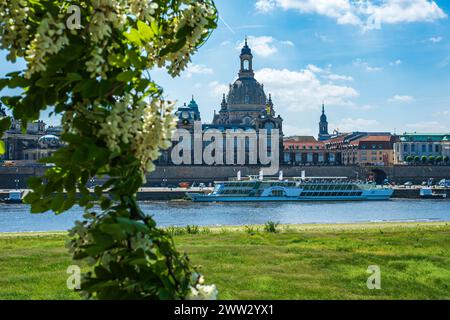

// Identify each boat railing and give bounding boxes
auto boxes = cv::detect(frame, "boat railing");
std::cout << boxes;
[224,178,376,186]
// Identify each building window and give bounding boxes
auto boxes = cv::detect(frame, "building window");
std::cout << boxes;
[243,59,250,70]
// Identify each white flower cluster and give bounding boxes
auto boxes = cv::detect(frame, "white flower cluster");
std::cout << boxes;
[86,0,128,78]
[24,13,69,78]
[97,95,176,175]
[130,232,153,251]
[129,0,159,21]
[187,283,219,300]
[158,2,216,77]
[1,0,216,80]
[0,0,30,62]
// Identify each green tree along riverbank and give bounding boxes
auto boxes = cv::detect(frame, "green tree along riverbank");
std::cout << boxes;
[0,222,449,300]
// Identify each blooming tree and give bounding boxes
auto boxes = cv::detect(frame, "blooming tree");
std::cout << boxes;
[0,0,218,299]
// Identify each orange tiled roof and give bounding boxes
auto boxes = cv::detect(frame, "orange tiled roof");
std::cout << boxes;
[357,135,393,142]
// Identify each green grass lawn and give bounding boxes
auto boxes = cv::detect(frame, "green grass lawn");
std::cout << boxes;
[0,222,449,300]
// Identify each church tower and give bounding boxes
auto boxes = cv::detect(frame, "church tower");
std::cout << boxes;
[239,37,254,79]
[318,103,331,141]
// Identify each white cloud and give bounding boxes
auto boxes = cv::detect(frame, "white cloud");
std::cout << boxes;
[326,73,354,82]
[184,64,214,78]
[280,40,295,47]
[236,36,294,57]
[306,64,354,81]
[208,81,228,98]
[255,0,277,13]
[433,110,450,116]
[353,59,383,72]
[388,95,415,103]
[406,121,450,132]
[254,66,359,112]
[429,36,443,43]
[255,0,447,30]
[314,32,333,43]
[330,118,380,132]
[390,59,402,66]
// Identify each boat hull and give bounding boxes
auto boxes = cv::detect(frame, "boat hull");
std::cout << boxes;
[420,195,447,199]
[0,199,23,204]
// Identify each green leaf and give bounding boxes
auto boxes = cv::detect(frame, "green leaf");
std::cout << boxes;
[0,141,5,155]
[27,177,42,189]
[67,73,83,82]
[0,116,11,132]
[51,193,66,213]
[124,28,142,46]
[116,71,137,82]
[81,80,99,98]
[137,21,154,41]
[116,217,148,233]
[35,77,55,88]
[151,20,161,36]
[0,78,8,91]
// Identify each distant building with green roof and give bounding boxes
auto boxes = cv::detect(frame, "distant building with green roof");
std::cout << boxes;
[394,133,450,164]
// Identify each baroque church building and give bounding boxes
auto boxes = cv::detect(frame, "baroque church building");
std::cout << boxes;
[210,38,283,132]
[166,38,284,166]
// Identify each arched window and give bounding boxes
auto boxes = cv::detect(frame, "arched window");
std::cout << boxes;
[243,59,250,70]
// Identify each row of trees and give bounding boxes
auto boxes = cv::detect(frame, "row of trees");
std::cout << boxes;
[405,155,450,164]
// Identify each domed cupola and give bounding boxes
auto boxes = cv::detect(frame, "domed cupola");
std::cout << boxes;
[38,134,60,149]
[188,95,200,119]
[225,37,267,108]
[227,79,267,106]
[239,37,254,79]
[241,38,252,56]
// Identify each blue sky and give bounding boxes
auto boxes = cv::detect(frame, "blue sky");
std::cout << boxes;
[2,0,450,137]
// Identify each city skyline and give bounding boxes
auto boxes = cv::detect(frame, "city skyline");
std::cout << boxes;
[1,0,450,136]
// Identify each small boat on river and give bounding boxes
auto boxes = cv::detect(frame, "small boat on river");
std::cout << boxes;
[0,190,23,204]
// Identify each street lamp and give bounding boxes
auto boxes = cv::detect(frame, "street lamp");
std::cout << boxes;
[14,178,19,190]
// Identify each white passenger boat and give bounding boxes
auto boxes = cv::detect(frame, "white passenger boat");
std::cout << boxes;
[186,171,394,203]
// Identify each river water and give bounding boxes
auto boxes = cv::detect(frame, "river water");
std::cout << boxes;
[0,199,450,233]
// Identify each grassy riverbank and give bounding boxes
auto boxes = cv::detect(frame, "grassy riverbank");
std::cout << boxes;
[0,222,449,299]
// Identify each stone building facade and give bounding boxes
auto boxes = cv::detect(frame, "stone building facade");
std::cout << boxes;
[394,133,450,164]
[166,38,284,166]
[324,132,396,166]
[1,105,63,162]
[283,136,336,165]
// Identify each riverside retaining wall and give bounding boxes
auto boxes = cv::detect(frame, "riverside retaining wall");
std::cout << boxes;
[1,165,450,189]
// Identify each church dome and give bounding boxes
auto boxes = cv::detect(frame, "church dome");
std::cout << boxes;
[38,134,60,149]
[227,78,267,106]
